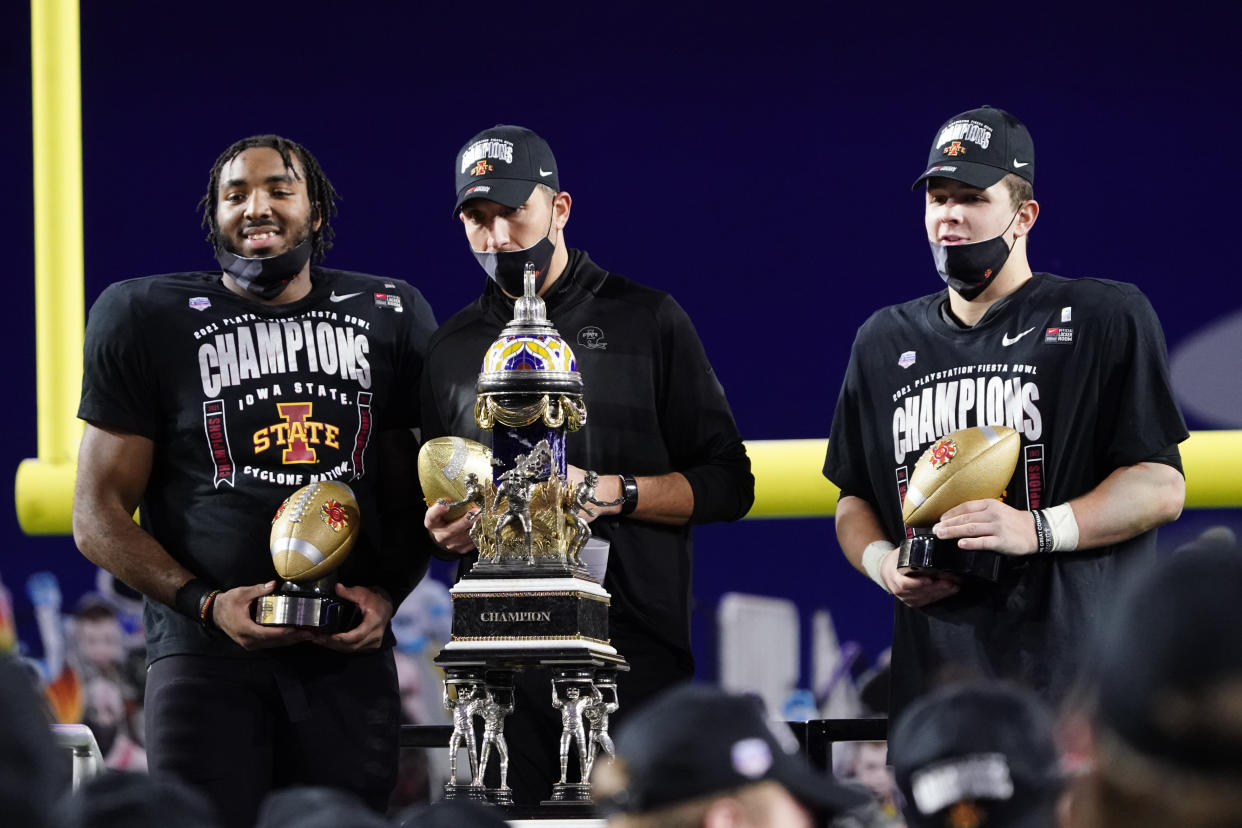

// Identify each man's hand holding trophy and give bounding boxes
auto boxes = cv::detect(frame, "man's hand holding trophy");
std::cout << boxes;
[896,425,1021,583]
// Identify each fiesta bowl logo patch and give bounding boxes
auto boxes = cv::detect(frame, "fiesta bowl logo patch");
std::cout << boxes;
[898,350,917,369]
[321,500,349,531]
[929,438,958,470]
[189,296,211,311]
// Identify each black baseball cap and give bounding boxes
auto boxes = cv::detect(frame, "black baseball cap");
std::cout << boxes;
[598,682,869,819]
[1090,543,1242,775]
[888,682,1064,828]
[453,124,559,214]
[912,106,1034,191]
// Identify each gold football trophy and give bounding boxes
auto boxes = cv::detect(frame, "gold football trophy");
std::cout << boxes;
[897,425,1020,581]
[254,480,361,631]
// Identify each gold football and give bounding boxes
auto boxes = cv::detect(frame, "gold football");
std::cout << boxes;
[902,426,1020,527]
[269,481,360,581]
[417,436,494,521]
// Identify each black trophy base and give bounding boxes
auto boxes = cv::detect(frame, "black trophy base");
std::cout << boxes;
[253,584,359,632]
[449,576,611,648]
[441,783,490,803]
[486,787,514,806]
[468,557,596,582]
[543,782,594,806]
[898,534,1003,582]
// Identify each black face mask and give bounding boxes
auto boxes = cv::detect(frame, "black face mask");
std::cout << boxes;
[928,207,1022,301]
[472,211,558,297]
[216,238,312,301]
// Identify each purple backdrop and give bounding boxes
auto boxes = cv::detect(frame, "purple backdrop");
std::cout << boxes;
[3,2,1239,686]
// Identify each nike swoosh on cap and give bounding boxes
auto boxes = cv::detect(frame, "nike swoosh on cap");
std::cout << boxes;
[1013,160,1029,168]
[1002,327,1037,346]
[329,291,364,302]
[539,168,554,177]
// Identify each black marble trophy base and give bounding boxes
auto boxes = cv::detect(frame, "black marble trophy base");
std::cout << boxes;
[897,534,1004,581]
[448,576,610,647]
[543,782,593,806]
[441,783,489,803]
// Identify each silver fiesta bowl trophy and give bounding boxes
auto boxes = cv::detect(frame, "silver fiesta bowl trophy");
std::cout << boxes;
[419,263,626,812]
[254,480,361,631]
[896,425,1021,582]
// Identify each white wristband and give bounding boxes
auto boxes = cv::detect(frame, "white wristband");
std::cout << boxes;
[861,541,896,593]
[1044,503,1079,552]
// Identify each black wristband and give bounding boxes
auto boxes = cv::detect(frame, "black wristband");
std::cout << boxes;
[173,578,217,627]
[1031,509,1052,555]
[619,474,639,516]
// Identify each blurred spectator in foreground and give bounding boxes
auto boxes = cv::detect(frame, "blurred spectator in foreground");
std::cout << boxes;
[56,770,220,828]
[255,785,389,828]
[0,653,69,828]
[1065,536,1242,828]
[593,682,871,827]
[394,798,510,828]
[888,681,1066,828]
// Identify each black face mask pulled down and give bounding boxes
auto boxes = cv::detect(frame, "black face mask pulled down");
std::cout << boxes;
[216,238,312,301]
[472,212,558,297]
[928,208,1021,301]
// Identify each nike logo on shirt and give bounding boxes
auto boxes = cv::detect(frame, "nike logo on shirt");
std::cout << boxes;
[1002,327,1037,346]
[329,291,365,303]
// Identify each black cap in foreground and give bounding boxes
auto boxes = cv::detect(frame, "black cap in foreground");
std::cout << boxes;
[453,124,559,214]
[888,682,1063,828]
[1092,543,1242,775]
[913,106,1034,191]
[256,786,388,828]
[57,770,221,828]
[599,682,869,818]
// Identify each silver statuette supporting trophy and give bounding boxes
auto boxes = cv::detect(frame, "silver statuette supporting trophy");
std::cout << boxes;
[423,263,627,811]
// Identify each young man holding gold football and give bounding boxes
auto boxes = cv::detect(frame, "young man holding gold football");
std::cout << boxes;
[73,135,437,826]
[823,106,1187,717]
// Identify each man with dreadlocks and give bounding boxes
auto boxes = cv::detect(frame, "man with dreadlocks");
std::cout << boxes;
[73,135,438,826]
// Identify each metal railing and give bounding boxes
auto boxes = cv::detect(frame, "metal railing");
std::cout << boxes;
[51,723,104,789]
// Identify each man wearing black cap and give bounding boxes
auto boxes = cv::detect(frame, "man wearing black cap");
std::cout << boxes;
[593,683,870,827]
[888,681,1067,828]
[1065,540,1242,827]
[422,125,754,804]
[823,106,1188,716]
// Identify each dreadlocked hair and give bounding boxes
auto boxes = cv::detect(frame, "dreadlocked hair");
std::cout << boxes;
[198,134,340,264]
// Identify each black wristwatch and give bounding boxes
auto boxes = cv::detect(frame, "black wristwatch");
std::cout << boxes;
[619,474,639,516]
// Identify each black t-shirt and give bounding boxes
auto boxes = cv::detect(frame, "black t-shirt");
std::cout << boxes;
[824,273,1188,714]
[79,267,438,661]
[421,249,754,661]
